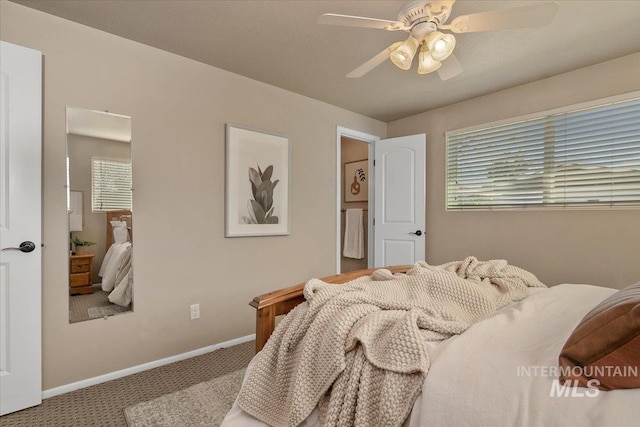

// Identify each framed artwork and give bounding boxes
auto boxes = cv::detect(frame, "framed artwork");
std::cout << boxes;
[225,124,291,237]
[344,159,368,202]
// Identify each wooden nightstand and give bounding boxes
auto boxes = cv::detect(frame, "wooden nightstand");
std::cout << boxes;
[69,254,95,295]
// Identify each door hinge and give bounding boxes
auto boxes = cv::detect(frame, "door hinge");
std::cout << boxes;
[373,160,376,166]
[373,218,375,226]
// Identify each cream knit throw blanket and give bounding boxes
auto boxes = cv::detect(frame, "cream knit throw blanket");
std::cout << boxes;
[237,257,545,427]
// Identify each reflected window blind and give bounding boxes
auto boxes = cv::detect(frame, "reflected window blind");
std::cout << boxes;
[446,96,640,210]
[91,157,132,212]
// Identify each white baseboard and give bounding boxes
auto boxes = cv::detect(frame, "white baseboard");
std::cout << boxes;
[42,334,255,399]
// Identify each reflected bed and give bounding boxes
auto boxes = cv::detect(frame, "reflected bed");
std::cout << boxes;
[99,210,133,307]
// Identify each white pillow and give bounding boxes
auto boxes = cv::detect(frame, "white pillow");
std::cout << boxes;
[111,220,129,244]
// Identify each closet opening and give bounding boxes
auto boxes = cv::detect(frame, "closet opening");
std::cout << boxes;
[336,127,377,274]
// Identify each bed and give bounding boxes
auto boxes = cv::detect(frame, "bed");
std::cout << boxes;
[99,209,133,307]
[222,258,640,427]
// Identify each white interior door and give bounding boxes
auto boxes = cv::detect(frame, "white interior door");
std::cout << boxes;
[373,134,425,267]
[0,41,43,416]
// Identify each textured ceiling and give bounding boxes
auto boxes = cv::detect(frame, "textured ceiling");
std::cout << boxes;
[13,0,640,122]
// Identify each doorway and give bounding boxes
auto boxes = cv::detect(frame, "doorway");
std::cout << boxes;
[335,128,427,274]
[335,127,377,274]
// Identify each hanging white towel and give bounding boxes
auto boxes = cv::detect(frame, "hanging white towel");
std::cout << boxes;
[343,208,364,259]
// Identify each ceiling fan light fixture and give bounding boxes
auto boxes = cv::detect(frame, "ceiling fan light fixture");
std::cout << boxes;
[389,36,419,70]
[425,31,456,61]
[321,1,560,79]
[417,48,442,74]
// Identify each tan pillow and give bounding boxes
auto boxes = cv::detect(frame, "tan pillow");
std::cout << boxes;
[559,281,640,390]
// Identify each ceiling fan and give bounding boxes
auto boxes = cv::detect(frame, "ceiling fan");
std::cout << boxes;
[318,0,558,80]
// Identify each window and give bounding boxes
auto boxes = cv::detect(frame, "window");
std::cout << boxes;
[91,157,132,212]
[446,95,640,210]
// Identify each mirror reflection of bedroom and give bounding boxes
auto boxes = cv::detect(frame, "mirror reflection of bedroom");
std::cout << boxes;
[66,106,133,323]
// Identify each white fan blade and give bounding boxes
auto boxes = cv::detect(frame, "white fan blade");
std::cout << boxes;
[445,2,558,33]
[437,54,463,81]
[346,42,402,78]
[318,13,406,31]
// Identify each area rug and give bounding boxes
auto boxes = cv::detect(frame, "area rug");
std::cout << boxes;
[124,368,246,426]
[87,305,130,319]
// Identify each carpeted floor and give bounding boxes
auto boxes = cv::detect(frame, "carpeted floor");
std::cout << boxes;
[0,341,254,427]
[69,287,132,323]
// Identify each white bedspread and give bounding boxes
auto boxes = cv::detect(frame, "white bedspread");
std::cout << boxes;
[222,284,640,427]
[98,241,133,306]
[100,242,131,292]
[107,248,132,307]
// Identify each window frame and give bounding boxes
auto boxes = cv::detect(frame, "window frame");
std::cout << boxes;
[91,156,133,213]
[445,91,640,212]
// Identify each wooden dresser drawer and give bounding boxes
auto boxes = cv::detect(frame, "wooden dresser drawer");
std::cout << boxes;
[70,273,90,287]
[69,254,95,295]
[70,259,91,273]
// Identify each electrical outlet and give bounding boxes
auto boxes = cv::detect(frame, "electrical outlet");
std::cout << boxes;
[190,304,200,320]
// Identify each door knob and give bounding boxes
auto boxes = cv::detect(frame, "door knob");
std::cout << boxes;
[410,230,423,236]
[1,241,36,253]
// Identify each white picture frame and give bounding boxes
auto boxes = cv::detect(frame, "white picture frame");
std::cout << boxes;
[69,190,83,231]
[225,124,291,237]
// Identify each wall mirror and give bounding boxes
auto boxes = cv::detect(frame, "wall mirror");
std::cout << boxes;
[66,106,133,323]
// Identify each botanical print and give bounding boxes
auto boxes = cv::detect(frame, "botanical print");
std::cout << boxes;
[225,124,290,237]
[242,164,279,224]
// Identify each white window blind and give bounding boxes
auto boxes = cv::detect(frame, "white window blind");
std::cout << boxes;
[91,157,132,212]
[446,96,640,210]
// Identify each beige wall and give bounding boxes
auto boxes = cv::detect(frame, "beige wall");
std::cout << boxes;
[388,53,640,290]
[1,2,386,389]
